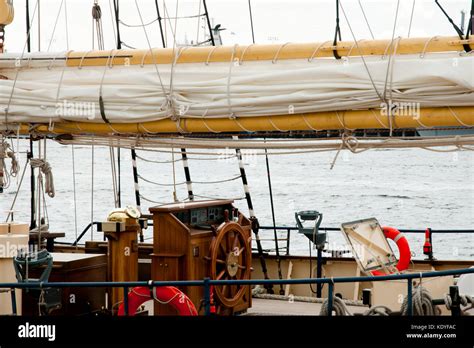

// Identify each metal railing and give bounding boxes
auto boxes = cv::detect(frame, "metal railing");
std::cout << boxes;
[2,267,473,317]
[257,225,474,257]
[63,218,473,257]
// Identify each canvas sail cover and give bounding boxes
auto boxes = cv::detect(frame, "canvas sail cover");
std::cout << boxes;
[0,50,472,124]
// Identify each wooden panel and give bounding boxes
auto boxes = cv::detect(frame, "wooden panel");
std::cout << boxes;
[21,253,107,316]
[151,255,183,315]
[150,202,252,315]
[184,232,213,310]
[153,213,189,255]
[106,227,139,310]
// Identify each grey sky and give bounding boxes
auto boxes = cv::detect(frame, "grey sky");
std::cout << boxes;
[4,0,471,53]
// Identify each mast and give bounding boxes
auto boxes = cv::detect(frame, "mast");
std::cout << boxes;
[112,0,122,206]
[26,0,31,52]
[24,2,36,229]
[245,1,276,293]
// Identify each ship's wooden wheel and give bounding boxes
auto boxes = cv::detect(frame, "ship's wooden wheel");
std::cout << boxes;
[208,220,251,308]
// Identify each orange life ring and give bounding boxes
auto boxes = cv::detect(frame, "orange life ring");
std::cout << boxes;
[117,286,198,316]
[372,226,411,276]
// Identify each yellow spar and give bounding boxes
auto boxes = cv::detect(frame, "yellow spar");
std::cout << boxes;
[9,106,473,135]
[62,36,474,67]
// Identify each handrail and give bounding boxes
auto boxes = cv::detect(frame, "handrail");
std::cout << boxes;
[68,219,473,247]
[1,267,472,288]
[2,267,474,316]
[257,225,474,258]
[258,225,474,234]
[71,221,102,246]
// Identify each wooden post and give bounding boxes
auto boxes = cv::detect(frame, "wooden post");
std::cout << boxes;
[104,218,139,313]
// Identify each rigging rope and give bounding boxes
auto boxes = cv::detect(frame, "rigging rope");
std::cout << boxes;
[92,1,105,51]
[332,0,342,59]
[264,138,284,295]
[138,193,166,205]
[339,1,383,102]
[138,173,185,187]
[46,0,65,52]
[134,0,169,115]
[248,0,256,44]
[55,135,474,153]
[4,152,28,222]
[135,153,182,163]
[3,0,38,131]
[0,140,19,192]
[435,0,472,52]
[90,141,95,240]
[358,0,374,40]
[109,146,119,207]
[71,145,78,250]
[108,0,117,47]
[193,194,246,201]
[408,0,416,38]
[29,158,54,198]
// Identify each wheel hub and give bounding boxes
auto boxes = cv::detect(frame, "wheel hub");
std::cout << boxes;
[226,249,239,277]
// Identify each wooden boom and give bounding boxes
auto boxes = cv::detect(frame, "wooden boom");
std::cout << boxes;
[8,106,472,135]
[62,36,474,67]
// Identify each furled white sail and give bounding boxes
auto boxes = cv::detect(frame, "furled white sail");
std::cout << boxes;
[0,51,472,124]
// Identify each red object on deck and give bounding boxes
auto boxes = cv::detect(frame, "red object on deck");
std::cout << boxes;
[423,228,433,256]
[372,226,411,276]
[210,285,216,314]
[118,286,198,316]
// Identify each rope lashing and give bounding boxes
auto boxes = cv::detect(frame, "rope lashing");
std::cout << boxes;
[401,285,441,316]
[363,305,393,316]
[329,133,364,169]
[0,141,19,191]
[30,158,55,198]
[444,293,474,313]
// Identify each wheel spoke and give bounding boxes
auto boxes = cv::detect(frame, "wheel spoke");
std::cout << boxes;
[237,264,246,270]
[232,235,240,249]
[216,259,226,264]
[216,269,226,280]
[219,242,227,255]
[226,231,233,250]
[230,284,237,297]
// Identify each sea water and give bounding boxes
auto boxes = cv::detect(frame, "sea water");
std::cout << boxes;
[1,140,473,260]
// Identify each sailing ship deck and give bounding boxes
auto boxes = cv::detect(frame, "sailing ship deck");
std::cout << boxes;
[245,298,366,316]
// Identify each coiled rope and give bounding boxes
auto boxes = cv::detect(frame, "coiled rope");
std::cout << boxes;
[444,293,474,313]
[0,141,19,190]
[30,159,55,198]
[401,285,440,316]
[319,296,353,316]
[319,285,473,316]
[319,295,392,316]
